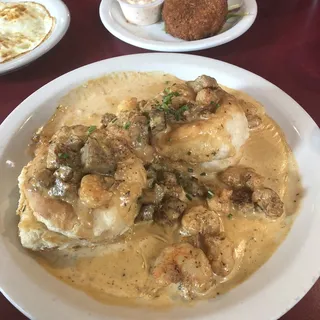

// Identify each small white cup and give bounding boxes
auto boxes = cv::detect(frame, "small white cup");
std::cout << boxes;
[117,0,164,26]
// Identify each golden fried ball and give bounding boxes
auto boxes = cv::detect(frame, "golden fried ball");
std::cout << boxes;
[163,0,228,41]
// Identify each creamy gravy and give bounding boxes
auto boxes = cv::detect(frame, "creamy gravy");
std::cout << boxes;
[40,72,181,140]
[34,72,302,307]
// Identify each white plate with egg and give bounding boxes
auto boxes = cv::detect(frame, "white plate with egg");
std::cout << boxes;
[99,0,257,52]
[0,53,320,320]
[0,0,70,75]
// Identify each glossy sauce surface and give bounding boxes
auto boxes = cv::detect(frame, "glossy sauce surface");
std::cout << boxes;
[34,72,302,307]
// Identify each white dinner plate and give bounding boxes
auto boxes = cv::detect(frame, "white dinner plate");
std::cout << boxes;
[0,0,70,75]
[99,0,257,52]
[0,53,319,320]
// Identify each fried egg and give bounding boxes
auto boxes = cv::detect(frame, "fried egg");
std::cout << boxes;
[0,1,54,63]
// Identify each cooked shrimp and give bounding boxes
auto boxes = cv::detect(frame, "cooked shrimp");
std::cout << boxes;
[239,99,264,129]
[79,174,113,209]
[181,205,220,236]
[152,243,215,298]
[144,83,196,112]
[91,155,147,237]
[152,81,249,171]
[219,167,283,218]
[103,109,153,162]
[219,166,264,190]
[207,188,233,215]
[252,187,284,218]
[187,75,218,93]
[203,234,235,277]
[195,87,225,105]
[25,140,147,240]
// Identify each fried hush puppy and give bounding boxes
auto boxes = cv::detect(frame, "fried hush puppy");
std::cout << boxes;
[163,0,228,41]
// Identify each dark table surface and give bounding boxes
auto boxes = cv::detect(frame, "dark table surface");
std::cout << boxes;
[1,0,320,319]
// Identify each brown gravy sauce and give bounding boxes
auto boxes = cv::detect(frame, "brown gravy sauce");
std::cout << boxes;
[34,72,302,307]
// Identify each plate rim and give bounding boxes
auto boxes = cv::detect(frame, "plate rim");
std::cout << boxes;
[0,53,319,320]
[99,0,258,52]
[0,0,70,75]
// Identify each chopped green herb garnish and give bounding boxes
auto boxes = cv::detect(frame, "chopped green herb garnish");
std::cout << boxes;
[188,168,193,173]
[158,92,179,107]
[174,105,189,120]
[165,81,170,85]
[180,105,189,112]
[207,190,214,199]
[58,153,69,159]
[186,194,193,201]
[200,172,207,176]
[227,213,233,220]
[137,134,142,143]
[168,138,172,142]
[123,122,131,130]
[87,125,97,134]
[111,117,117,123]
[156,91,189,121]
[163,91,180,105]
[211,101,220,110]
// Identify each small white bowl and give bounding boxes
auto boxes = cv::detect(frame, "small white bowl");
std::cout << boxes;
[117,0,164,26]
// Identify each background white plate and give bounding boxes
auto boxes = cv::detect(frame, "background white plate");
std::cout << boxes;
[0,53,319,320]
[99,0,257,52]
[0,0,70,75]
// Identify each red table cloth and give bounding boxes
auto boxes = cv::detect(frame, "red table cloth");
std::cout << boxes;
[1,0,319,319]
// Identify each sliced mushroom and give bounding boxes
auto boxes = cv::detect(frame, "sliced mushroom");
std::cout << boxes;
[252,187,284,218]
